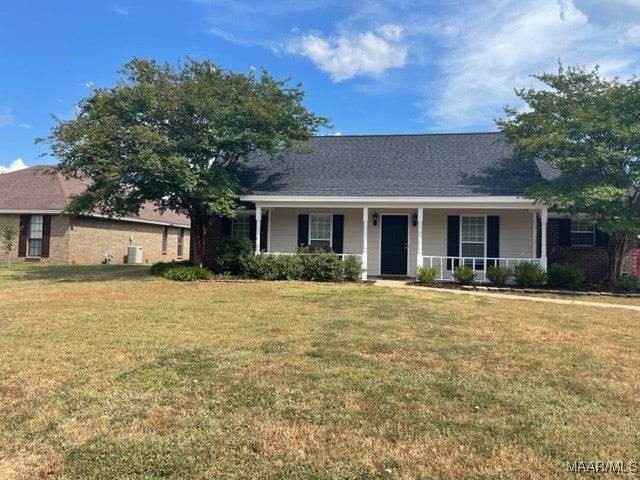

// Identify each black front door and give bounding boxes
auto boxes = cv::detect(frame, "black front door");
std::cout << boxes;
[381,215,408,275]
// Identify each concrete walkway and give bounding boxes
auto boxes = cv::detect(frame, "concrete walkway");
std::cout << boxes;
[374,279,640,312]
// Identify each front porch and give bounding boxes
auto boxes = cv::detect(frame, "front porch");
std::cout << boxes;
[241,198,549,281]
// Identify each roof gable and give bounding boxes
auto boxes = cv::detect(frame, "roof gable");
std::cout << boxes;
[239,132,545,197]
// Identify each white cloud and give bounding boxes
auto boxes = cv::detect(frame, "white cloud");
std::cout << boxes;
[0,158,28,174]
[193,0,640,130]
[425,0,640,130]
[18,123,32,129]
[111,5,128,16]
[0,108,14,127]
[289,24,408,81]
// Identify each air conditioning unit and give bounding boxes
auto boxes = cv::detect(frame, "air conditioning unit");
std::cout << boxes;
[127,246,143,264]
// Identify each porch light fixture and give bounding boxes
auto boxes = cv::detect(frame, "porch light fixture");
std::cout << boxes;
[372,212,379,226]
[412,212,418,227]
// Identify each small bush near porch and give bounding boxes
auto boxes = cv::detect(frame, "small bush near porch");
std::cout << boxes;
[1,265,638,479]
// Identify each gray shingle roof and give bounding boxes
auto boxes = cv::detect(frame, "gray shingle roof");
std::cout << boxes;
[239,132,545,197]
[0,166,190,226]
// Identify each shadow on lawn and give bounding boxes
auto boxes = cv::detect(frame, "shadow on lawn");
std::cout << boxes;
[1,264,152,283]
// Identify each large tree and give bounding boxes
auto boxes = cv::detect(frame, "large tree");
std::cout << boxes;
[40,58,330,266]
[497,63,640,284]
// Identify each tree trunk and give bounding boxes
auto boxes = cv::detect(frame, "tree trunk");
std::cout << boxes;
[605,232,628,286]
[190,210,209,268]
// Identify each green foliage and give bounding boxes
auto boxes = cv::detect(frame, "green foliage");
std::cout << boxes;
[547,263,585,289]
[162,265,213,282]
[614,274,639,293]
[215,238,254,275]
[513,262,547,287]
[149,260,192,276]
[299,250,344,282]
[0,222,19,268]
[40,57,330,266]
[486,265,513,287]
[240,251,361,282]
[342,255,364,282]
[453,264,476,285]
[497,63,640,281]
[241,254,303,281]
[416,266,439,285]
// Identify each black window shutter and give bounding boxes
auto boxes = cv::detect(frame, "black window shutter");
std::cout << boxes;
[447,215,460,270]
[18,215,29,257]
[297,214,309,247]
[558,219,571,246]
[332,214,344,254]
[260,214,268,250]
[249,215,256,242]
[595,228,608,247]
[220,216,232,237]
[487,216,499,257]
[486,216,499,268]
[41,215,51,258]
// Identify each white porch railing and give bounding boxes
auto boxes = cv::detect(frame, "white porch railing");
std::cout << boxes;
[421,256,542,282]
[262,252,363,263]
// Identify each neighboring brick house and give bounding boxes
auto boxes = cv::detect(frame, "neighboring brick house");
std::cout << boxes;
[203,133,638,283]
[0,166,190,264]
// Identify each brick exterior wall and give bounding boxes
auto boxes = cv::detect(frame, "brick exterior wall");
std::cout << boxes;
[0,214,71,264]
[547,218,637,283]
[0,214,189,265]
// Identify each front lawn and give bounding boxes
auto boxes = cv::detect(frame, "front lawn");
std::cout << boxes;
[0,265,638,479]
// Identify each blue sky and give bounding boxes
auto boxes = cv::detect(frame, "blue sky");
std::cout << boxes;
[2,0,640,172]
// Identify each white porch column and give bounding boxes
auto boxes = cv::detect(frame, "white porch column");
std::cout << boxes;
[416,207,424,271]
[532,212,537,258]
[362,207,368,281]
[255,205,262,255]
[266,209,271,253]
[540,207,548,269]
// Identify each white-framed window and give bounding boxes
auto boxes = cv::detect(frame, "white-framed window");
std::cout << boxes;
[177,228,185,257]
[309,213,332,250]
[28,215,44,257]
[162,226,168,254]
[461,216,485,269]
[571,219,595,246]
[231,215,251,239]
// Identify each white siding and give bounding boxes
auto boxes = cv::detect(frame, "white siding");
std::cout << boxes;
[268,208,363,255]
[266,207,535,277]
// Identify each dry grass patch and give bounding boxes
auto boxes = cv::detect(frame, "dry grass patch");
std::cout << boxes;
[0,265,639,479]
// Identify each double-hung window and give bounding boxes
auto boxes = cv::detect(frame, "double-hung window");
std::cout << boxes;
[177,228,185,257]
[309,214,332,250]
[461,216,485,269]
[162,226,168,254]
[231,215,251,239]
[28,215,44,257]
[570,219,595,246]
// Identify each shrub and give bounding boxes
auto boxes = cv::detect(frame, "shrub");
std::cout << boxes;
[241,254,304,280]
[342,255,363,282]
[416,266,438,285]
[299,250,343,282]
[162,265,212,281]
[547,263,585,289]
[216,238,254,275]
[615,274,639,293]
[486,265,513,287]
[150,260,191,276]
[513,262,546,287]
[453,264,476,284]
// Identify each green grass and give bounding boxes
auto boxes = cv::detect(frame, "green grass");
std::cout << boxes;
[0,265,639,479]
